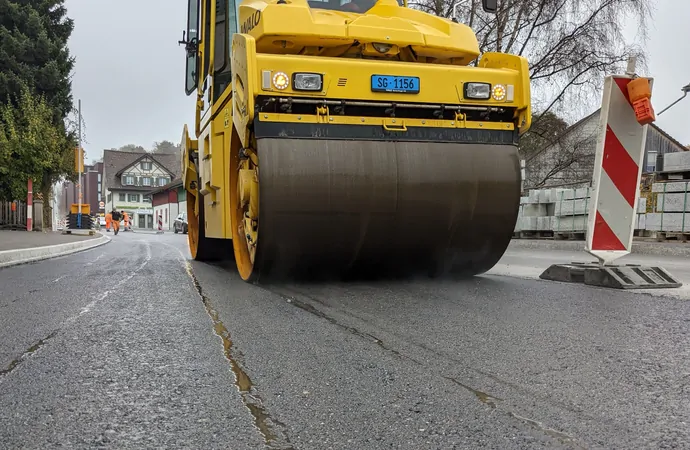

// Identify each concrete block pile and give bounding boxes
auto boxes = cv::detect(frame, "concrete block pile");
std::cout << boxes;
[514,190,555,233]
[552,188,592,234]
[647,181,690,233]
[659,152,690,175]
[514,187,647,235]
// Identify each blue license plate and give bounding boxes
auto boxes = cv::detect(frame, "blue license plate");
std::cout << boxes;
[371,75,420,94]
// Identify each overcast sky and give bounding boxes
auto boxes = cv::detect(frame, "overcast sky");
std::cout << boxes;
[64,0,689,164]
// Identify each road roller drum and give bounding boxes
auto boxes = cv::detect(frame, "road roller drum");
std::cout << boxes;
[230,137,521,282]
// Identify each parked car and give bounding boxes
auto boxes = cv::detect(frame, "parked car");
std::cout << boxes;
[173,213,188,234]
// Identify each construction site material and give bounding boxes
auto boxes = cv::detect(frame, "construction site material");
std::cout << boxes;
[652,181,690,193]
[658,151,690,173]
[515,187,647,237]
[655,193,690,212]
[646,181,690,235]
[646,213,690,232]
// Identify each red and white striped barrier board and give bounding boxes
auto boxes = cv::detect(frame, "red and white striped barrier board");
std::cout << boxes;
[586,75,653,264]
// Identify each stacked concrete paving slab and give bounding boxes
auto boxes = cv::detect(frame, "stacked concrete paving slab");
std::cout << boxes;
[514,187,647,238]
[658,151,690,175]
[646,151,690,235]
[647,182,690,233]
[514,191,555,234]
[552,188,592,236]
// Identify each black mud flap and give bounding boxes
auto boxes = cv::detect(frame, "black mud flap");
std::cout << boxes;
[539,262,682,289]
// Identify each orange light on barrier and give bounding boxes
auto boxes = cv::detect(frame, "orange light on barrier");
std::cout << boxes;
[632,98,655,125]
[627,77,656,125]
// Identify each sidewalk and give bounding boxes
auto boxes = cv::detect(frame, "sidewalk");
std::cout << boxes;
[0,230,110,268]
[509,236,690,258]
[0,230,97,251]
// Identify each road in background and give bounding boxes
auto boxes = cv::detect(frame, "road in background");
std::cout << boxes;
[1,232,688,449]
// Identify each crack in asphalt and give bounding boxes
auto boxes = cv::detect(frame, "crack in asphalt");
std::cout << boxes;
[0,330,57,380]
[267,285,585,448]
[184,261,295,450]
[1,242,153,383]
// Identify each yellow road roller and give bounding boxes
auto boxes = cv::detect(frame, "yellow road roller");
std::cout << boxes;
[178,0,531,282]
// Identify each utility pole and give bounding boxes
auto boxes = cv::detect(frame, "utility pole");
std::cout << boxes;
[77,99,82,229]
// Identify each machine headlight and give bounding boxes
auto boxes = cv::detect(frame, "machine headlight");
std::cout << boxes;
[464,82,491,100]
[272,72,289,90]
[492,84,507,101]
[372,43,393,53]
[292,73,323,91]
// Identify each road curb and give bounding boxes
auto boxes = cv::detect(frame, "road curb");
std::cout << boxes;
[509,238,690,258]
[0,232,111,269]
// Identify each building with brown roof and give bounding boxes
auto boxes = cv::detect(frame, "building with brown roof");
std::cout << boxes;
[103,150,181,229]
[147,178,185,231]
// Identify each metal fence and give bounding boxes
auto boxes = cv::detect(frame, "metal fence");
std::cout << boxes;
[0,200,27,230]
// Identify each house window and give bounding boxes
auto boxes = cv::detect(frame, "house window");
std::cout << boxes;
[141,161,152,171]
[98,193,102,201]
[158,177,169,186]
[98,173,102,182]
[143,196,152,203]
[646,151,657,172]
[107,193,112,202]
[119,193,126,202]
[128,194,140,202]
[123,175,135,185]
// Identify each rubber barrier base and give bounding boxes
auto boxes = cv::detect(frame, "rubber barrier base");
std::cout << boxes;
[539,262,682,289]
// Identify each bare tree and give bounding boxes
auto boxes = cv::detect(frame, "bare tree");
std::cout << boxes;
[524,111,600,189]
[409,0,652,127]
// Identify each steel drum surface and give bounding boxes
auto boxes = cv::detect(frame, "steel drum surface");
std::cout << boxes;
[252,138,520,280]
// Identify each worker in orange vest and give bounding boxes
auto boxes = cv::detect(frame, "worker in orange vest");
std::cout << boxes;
[123,211,130,231]
[110,209,122,235]
[105,212,112,232]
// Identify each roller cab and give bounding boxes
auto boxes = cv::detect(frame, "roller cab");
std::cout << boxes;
[180,0,532,282]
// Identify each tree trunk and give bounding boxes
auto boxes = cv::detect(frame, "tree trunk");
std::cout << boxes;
[40,174,52,229]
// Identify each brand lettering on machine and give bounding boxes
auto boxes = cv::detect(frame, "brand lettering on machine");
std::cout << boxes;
[241,11,261,33]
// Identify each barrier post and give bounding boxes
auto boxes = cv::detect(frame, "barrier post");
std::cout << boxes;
[539,63,681,289]
[27,179,32,231]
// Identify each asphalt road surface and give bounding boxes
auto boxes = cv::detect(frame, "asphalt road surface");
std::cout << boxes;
[1,232,688,449]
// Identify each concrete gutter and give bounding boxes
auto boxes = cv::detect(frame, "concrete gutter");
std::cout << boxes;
[509,238,690,258]
[0,233,111,269]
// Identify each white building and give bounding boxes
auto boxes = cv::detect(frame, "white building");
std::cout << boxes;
[102,150,181,229]
[525,109,687,190]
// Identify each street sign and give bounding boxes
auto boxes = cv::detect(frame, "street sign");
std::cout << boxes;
[99,201,105,209]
